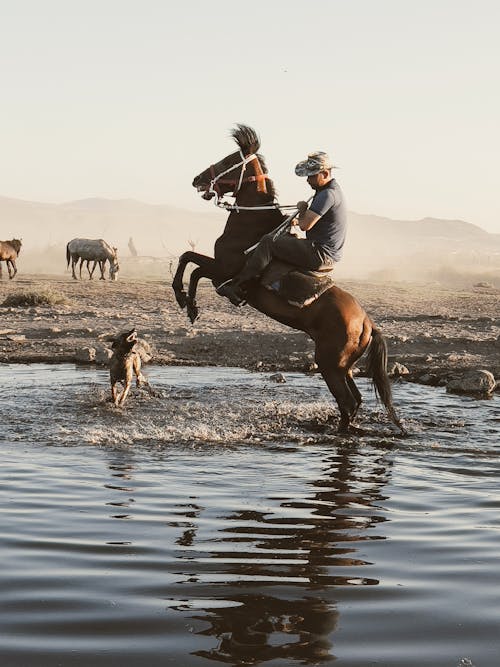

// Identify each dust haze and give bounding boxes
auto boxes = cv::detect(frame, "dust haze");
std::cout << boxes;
[1,196,499,288]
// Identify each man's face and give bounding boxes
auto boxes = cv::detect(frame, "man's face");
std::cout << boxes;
[306,170,331,189]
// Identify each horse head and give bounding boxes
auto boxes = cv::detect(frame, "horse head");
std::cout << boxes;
[192,124,274,204]
[10,239,22,254]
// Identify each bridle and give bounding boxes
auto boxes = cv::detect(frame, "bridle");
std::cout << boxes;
[206,150,270,203]
[202,149,299,213]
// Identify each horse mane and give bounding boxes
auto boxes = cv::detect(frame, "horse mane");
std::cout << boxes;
[231,124,260,155]
[231,123,276,198]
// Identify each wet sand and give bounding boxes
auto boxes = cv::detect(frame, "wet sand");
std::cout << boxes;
[0,275,498,389]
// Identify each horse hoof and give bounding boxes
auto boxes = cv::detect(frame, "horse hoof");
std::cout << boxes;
[187,304,199,324]
[174,290,187,309]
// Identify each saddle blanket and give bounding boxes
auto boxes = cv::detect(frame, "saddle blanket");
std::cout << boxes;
[259,260,335,308]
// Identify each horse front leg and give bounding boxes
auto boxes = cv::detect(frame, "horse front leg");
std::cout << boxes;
[172,252,192,309]
[186,267,206,323]
[88,261,97,279]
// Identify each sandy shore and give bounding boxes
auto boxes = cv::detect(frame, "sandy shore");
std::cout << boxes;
[0,275,498,391]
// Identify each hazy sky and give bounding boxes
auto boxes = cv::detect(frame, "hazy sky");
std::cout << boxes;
[1,0,499,232]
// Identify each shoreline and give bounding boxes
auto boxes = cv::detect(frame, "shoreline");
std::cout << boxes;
[0,275,498,393]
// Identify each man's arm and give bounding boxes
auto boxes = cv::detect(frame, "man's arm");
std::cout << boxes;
[296,200,321,231]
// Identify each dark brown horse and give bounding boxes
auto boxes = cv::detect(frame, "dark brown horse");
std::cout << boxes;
[172,125,403,433]
[0,238,22,279]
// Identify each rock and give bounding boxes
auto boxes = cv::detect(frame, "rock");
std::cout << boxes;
[389,362,409,376]
[473,281,494,289]
[269,372,286,383]
[446,370,496,396]
[304,361,318,372]
[75,347,96,363]
[95,346,113,365]
[418,373,440,386]
[136,339,153,363]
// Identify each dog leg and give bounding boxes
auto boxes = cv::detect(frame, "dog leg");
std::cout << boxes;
[133,356,149,389]
[111,382,119,406]
[118,381,132,406]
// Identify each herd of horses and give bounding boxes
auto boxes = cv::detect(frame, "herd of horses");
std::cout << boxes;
[0,237,120,282]
[0,124,403,433]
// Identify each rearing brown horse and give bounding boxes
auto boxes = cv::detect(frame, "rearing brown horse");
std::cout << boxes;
[172,125,403,433]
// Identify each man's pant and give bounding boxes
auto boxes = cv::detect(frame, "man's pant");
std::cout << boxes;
[236,232,333,283]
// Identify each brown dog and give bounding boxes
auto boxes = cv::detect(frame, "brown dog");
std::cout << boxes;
[109,328,148,406]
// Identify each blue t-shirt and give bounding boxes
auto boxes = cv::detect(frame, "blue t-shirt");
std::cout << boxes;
[306,179,346,262]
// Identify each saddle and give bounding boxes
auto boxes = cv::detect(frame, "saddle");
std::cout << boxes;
[259,260,335,308]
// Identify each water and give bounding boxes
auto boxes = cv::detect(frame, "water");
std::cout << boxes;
[0,364,499,666]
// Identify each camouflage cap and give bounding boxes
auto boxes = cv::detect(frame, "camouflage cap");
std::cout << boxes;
[295,151,334,177]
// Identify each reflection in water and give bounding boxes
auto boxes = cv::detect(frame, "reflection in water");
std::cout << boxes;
[192,595,337,664]
[170,445,392,665]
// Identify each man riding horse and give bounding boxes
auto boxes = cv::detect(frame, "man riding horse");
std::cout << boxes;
[217,151,346,306]
[172,124,403,433]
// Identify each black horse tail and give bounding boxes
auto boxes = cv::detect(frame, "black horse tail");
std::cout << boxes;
[365,326,404,432]
[66,243,71,268]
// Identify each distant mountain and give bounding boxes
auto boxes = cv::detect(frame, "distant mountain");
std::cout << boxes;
[1,195,499,283]
[344,211,499,281]
[0,195,223,257]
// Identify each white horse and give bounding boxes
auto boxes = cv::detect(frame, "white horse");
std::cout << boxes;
[66,238,120,281]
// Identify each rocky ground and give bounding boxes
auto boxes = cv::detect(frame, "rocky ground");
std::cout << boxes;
[0,275,498,393]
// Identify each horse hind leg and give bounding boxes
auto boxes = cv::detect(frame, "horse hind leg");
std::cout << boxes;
[315,343,359,433]
[346,371,362,419]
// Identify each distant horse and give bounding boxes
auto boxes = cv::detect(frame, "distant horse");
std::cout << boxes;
[0,238,22,279]
[172,124,403,433]
[66,239,119,281]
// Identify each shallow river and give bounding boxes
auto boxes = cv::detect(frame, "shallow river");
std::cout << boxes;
[0,364,499,666]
